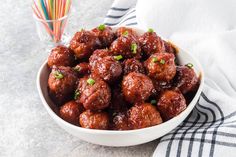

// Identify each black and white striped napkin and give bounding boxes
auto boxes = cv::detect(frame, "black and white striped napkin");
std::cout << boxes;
[104,0,236,156]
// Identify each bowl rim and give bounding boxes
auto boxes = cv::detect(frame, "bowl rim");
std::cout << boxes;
[37,26,205,135]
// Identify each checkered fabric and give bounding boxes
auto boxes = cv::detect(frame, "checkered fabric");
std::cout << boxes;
[104,0,236,156]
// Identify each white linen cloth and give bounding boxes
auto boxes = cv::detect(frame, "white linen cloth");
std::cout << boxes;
[104,0,236,156]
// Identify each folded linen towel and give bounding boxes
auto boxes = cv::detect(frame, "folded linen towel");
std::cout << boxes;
[104,0,236,156]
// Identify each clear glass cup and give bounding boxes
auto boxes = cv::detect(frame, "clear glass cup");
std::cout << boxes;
[33,11,71,46]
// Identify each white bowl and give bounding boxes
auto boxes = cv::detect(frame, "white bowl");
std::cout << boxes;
[37,27,204,147]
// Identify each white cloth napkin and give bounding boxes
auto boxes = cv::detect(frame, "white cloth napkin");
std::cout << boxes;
[104,0,236,157]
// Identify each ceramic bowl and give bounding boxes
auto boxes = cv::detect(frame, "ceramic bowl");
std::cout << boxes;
[37,26,204,147]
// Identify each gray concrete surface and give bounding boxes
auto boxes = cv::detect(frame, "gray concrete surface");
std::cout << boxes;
[0,0,157,156]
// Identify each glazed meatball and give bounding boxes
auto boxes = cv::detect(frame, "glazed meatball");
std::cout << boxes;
[157,89,187,120]
[139,30,165,56]
[112,112,130,130]
[80,110,109,129]
[59,100,84,125]
[47,45,75,68]
[73,62,90,76]
[91,56,122,83]
[92,25,115,48]
[164,40,177,54]
[69,30,101,59]
[76,76,111,110]
[89,49,111,69]
[145,52,176,82]
[174,65,199,94]
[152,80,173,94]
[116,27,138,38]
[128,103,162,129]
[110,86,128,112]
[48,66,78,105]
[122,72,154,103]
[110,35,141,59]
[123,58,145,75]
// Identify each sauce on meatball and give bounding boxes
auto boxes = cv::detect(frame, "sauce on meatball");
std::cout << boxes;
[123,58,145,75]
[122,72,154,103]
[139,30,165,56]
[91,56,122,84]
[48,66,78,105]
[80,110,109,130]
[70,30,101,59]
[48,45,75,68]
[128,103,162,129]
[76,76,111,110]
[145,52,176,82]
[157,89,187,121]
[60,100,84,125]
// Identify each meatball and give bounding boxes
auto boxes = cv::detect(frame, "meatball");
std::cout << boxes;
[122,72,154,103]
[110,86,128,112]
[76,76,111,110]
[174,65,199,94]
[145,52,176,82]
[139,31,165,56]
[89,49,110,69]
[48,66,77,105]
[80,110,109,130]
[59,100,84,125]
[128,103,162,129]
[91,56,122,83]
[112,112,130,130]
[123,58,145,75]
[164,40,177,54]
[47,45,75,68]
[157,89,187,120]
[73,62,90,76]
[69,30,101,59]
[116,27,138,38]
[152,80,173,94]
[92,25,115,48]
[110,35,141,59]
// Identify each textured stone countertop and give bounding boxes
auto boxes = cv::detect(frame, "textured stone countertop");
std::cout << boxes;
[0,0,157,156]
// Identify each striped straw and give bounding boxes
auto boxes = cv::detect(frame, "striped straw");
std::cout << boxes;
[32,0,71,42]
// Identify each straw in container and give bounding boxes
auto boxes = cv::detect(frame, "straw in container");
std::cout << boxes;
[32,0,72,43]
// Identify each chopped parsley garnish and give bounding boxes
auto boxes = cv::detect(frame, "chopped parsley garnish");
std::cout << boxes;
[87,78,95,85]
[122,30,129,36]
[73,66,81,72]
[152,57,158,63]
[114,55,123,61]
[131,43,137,54]
[74,90,80,100]
[159,59,165,64]
[148,28,154,33]
[98,24,106,31]
[53,71,63,79]
[186,63,193,68]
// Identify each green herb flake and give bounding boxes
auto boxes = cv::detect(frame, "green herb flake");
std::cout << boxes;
[122,30,129,36]
[114,55,123,61]
[151,99,157,105]
[131,43,137,54]
[98,24,106,31]
[53,71,64,79]
[73,66,81,72]
[74,90,80,100]
[152,57,158,63]
[87,78,95,85]
[159,59,165,64]
[148,28,154,33]
[186,63,193,68]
